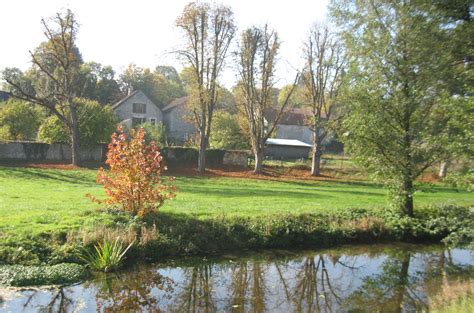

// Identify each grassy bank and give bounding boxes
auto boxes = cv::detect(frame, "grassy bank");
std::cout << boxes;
[0,166,472,286]
[1,166,472,237]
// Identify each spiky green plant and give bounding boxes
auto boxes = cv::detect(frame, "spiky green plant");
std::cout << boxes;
[80,239,134,272]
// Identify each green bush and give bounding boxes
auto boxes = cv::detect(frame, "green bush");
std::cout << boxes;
[0,99,45,140]
[210,110,250,149]
[37,98,117,146]
[135,122,167,147]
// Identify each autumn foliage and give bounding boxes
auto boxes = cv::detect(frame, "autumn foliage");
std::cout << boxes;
[90,126,175,216]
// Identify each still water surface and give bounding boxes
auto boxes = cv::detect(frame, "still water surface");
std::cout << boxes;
[1,244,473,312]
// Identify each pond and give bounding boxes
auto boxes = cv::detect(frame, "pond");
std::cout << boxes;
[1,244,473,312]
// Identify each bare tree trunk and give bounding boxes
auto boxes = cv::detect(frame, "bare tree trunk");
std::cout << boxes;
[70,107,81,167]
[254,150,264,174]
[198,133,207,173]
[439,161,449,178]
[311,135,322,176]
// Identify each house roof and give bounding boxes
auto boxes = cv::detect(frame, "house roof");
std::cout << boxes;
[111,90,140,109]
[0,91,12,102]
[266,138,312,148]
[162,96,189,112]
[264,107,319,126]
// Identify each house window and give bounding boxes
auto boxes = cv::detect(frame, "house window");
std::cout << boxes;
[132,103,146,114]
[149,118,157,125]
[132,117,146,127]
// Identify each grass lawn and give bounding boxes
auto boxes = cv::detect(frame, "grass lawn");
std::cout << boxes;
[0,166,472,238]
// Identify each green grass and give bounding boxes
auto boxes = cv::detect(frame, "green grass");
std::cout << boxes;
[0,166,472,237]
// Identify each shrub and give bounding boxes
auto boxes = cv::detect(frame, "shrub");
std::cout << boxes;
[135,122,167,147]
[80,239,134,272]
[89,126,175,216]
[37,98,117,146]
[210,110,250,149]
[0,99,45,140]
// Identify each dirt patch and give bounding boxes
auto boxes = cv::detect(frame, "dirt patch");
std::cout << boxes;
[0,160,101,170]
[166,164,364,182]
[418,171,440,183]
[0,160,363,182]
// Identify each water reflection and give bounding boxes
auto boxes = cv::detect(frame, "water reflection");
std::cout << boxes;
[1,244,473,312]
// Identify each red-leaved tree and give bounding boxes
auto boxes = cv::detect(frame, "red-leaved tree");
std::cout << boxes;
[90,126,175,216]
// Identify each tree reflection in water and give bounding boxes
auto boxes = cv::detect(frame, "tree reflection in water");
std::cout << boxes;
[4,245,473,312]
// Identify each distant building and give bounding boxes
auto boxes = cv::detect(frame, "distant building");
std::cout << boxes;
[264,107,315,145]
[0,91,12,103]
[112,91,196,145]
[265,138,312,159]
[112,90,163,128]
[162,96,197,145]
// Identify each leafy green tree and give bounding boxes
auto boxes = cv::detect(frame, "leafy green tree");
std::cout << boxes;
[432,1,473,178]
[210,110,250,150]
[78,62,123,105]
[330,0,464,216]
[38,98,117,146]
[0,99,45,140]
[278,84,306,108]
[119,64,185,107]
[175,2,236,173]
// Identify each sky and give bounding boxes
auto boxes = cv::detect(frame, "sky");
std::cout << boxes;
[0,0,328,88]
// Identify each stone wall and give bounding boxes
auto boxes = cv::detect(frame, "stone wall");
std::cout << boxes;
[0,142,249,167]
[0,142,105,162]
[223,150,250,167]
[161,147,249,167]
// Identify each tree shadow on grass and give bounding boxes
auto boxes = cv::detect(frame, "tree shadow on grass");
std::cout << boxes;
[0,166,96,186]
[177,179,385,198]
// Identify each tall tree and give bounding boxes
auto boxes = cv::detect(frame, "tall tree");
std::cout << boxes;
[330,0,464,216]
[119,63,185,107]
[234,25,298,174]
[432,0,473,178]
[2,9,84,165]
[175,2,236,173]
[301,24,345,176]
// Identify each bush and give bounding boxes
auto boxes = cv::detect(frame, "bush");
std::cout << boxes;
[89,126,175,216]
[134,122,167,147]
[0,99,45,140]
[37,98,117,146]
[210,110,250,149]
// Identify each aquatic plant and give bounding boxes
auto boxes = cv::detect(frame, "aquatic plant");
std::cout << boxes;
[81,239,134,272]
[0,263,86,287]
